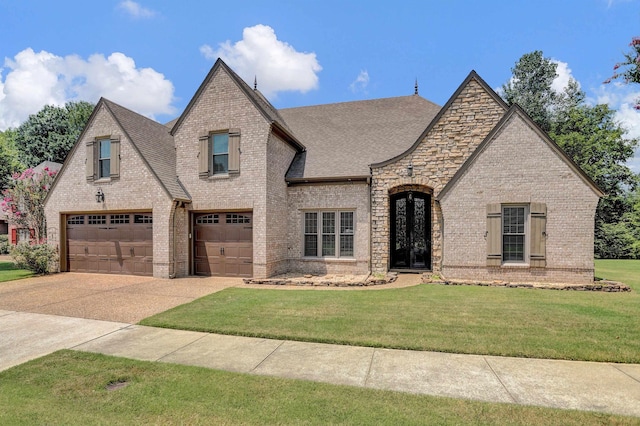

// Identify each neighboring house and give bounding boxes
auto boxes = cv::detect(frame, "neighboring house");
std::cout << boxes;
[43,59,602,284]
[7,161,62,245]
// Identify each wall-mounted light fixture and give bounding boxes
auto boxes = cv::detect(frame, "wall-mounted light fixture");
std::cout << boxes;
[95,188,105,203]
[407,163,413,177]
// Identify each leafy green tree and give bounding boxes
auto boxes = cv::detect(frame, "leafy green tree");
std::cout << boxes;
[14,101,94,167]
[0,129,24,189]
[501,51,558,132]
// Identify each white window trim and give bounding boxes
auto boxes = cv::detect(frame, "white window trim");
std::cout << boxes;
[501,204,530,265]
[302,210,355,258]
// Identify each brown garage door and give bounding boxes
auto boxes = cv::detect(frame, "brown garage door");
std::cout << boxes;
[66,213,153,276]
[194,212,252,277]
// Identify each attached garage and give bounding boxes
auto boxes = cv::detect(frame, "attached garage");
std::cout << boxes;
[193,212,253,277]
[65,213,153,276]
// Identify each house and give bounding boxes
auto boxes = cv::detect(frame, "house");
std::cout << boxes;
[43,59,602,284]
[7,161,62,245]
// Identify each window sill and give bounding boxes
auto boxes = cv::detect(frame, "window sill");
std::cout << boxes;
[500,263,530,268]
[94,178,111,184]
[300,257,357,263]
[207,173,230,180]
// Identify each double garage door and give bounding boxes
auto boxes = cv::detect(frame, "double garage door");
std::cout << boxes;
[193,212,253,277]
[66,213,153,276]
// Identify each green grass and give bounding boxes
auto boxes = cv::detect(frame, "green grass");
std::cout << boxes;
[141,259,640,363]
[0,260,33,282]
[0,350,635,425]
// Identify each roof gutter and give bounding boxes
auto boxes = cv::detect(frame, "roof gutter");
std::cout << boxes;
[286,175,370,186]
[271,122,305,152]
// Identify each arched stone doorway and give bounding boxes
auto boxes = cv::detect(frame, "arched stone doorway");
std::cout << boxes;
[390,191,431,270]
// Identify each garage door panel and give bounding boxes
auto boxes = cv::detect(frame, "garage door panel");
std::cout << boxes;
[194,212,252,277]
[66,213,152,276]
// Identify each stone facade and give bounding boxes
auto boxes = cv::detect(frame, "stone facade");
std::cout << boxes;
[439,112,600,284]
[371,76,507,273]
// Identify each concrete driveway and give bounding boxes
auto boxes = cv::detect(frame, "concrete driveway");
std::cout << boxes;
[0,272,242,323]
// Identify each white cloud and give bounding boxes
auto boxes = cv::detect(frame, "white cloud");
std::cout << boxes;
[550,60,577,94]
[0,48,175,130]
[349,70,370,94]
[200,24,322,98]
[117,1,156,19]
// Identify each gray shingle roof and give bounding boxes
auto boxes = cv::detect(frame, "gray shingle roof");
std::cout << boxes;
[280,95,441,179]
[102,99,190,201]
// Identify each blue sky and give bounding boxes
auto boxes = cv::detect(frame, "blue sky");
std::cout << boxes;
[1,0,639,169]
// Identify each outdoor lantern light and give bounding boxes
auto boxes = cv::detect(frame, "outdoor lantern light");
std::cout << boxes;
[95,188,105,203]
[407,163,413,176]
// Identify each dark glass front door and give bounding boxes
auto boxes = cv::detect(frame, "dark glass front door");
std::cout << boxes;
[390,192,431,269]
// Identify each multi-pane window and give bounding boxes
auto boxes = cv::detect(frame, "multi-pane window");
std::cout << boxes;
[226,214,250,224]
[503,206,526,262]
[110,214,130,224]
[134,214,153,224]
[98,139,110,179]
[67,215,85,225]
[88,215,107,225]
[211,133,229,174]
[304,211,354,258]
[196,214,219,224]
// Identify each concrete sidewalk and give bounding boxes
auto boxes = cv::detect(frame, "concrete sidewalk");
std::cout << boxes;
[1,310,639,418]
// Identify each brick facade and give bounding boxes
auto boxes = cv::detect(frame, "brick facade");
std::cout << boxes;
[45,63,600,284]
[44,104,173,277]
[439,112,600,284]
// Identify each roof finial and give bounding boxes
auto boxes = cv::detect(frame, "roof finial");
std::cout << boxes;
[414,78,419,95]
[254,76,257,91]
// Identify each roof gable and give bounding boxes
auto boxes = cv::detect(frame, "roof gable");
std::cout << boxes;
[438,104,604,200]
[371,70,509,169]
[169,58,303,152]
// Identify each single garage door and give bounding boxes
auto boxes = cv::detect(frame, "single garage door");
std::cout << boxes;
[66,213,153,276]
[193,212,252,277]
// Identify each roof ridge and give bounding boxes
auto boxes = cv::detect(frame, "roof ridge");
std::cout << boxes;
[280,94,440,112]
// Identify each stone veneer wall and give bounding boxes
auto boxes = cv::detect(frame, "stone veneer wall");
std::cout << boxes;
[173,67,274,278]
[286,182,370,275]
[370,79,506,273]
[440,113,600,284]
[44,104,173,277]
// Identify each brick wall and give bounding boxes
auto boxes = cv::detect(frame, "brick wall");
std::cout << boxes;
[44,104,173,277]
[371,78,506,273]
[440,113,600,284]
[172,67,274,278]
[287,182,370,275]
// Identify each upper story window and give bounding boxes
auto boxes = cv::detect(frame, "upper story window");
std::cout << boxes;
[86,136,120,182]
[99,139,111,179]
[199,129,240,178]
[211,133,229,174]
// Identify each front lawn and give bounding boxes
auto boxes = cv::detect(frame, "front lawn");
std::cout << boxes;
[141,260,640,363]
[0,260,33,283]
[0,350,635,425]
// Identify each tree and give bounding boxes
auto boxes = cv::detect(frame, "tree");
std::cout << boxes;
[14,101,94,167]
[501,51,558,132]
[503,51,640,258]
[0,167,58,243]
[0,129,24,189]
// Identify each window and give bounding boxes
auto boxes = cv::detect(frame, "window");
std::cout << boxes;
[67,215,85,225]
[211,133,229,174]
[226,214,250,224]
[88,215,107,225]
[86,136,120,181]
[199,129,240,177]
[196,214,218,224]
[486,203,546,267]
[110,214,130,224]
[98,139,111,179]
[134,214,153,224]
[304,211,354,258]
[502,206,526,262]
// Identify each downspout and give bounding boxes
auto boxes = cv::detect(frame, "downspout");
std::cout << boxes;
[368,170,373,274]
[169,200,180,279]
[435,198,444,275]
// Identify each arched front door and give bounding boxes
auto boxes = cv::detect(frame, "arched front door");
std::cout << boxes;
[390,191,431,270]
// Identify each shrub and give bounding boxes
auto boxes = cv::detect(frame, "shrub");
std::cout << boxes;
[0,235,9,254]
[10,242,57,274]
